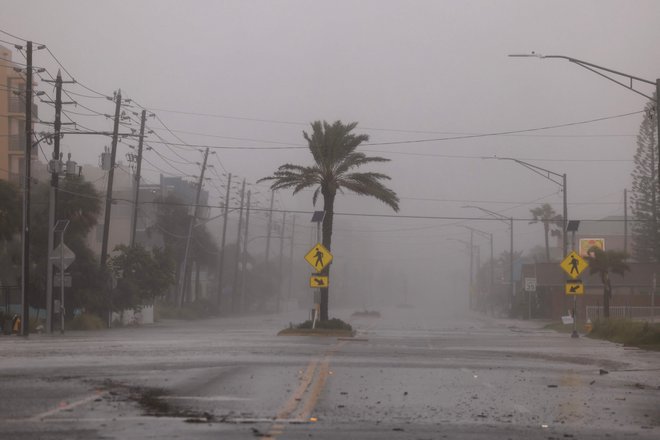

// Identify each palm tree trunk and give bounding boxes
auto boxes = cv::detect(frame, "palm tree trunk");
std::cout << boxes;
[603,272,611,319]
[320,190,335,321]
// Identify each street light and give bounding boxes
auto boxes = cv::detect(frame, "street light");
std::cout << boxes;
[462,225,494,310]
[486,156,567,257]
[463,205,515,316]
[446,237,478,308]
[509,53,659,192]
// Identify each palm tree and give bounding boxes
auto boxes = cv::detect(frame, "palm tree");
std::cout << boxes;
[529,203,563,262]
[584,247,629,319]
[260,120,400,320]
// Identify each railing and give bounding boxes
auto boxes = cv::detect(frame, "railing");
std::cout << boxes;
[586,305,660,321]
[7,97,39,118]
[9,134,25,151]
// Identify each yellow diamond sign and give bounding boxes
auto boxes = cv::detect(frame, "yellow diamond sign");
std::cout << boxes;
[560,251,588,279]
[304,243,333,272]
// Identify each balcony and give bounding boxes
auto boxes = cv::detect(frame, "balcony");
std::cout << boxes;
[8,97,39,119]
[9,134,25,151]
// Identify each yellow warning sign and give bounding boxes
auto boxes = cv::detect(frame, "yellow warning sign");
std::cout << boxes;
[309,275,329,288]
[565,279,584,295]
[304,243,333,271]
[560,251,588,279]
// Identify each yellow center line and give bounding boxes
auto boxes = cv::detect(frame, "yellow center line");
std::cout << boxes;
[267,339,348,438]
[276,357,320,420]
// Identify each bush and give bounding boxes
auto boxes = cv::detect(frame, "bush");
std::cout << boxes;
[589,319,660,348]
[67,313,106,330]
[154,299,218,321]
[295,318,352,331]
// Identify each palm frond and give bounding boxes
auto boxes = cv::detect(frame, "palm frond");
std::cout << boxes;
[338,172,400,212]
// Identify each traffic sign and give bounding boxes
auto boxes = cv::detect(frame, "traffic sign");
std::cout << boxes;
[50,243,76,271]
[304,243,333,272]
[524,277,537,292]
[565,279,584,295]
[560,251,588,279]
[309,275,329,288]
[54,273,72,288]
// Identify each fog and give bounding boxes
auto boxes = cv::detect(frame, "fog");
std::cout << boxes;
[3,0,659,313]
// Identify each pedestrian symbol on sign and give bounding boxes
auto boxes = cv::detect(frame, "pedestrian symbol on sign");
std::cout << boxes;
[304,243,333,271]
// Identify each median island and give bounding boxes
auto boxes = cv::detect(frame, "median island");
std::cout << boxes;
[278,318,355,337]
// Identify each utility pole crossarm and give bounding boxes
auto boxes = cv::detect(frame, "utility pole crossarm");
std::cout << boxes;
[461,225,492,241]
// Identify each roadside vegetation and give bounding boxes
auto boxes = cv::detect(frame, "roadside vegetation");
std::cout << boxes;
[278,317,354,336]
[154,298,218,321]
[588,319,660,350]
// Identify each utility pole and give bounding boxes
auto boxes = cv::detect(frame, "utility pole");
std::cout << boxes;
[287,215,296,303]
[100,90,122,269]
[239,190,251,312]
[469,229,474,310]
[178,148,210,307]
[129,109,147,247]
[264,190,275,263]
[232,179,246,313]
[20,41,33,336]
[216,173,232,308]
[43,70,74,333]
[624,188,628,255]
[278,211,286,313]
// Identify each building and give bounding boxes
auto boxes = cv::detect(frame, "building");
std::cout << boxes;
[0,44,38,184]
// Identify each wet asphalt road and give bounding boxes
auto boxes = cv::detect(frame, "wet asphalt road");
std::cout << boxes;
[0,305,658,439]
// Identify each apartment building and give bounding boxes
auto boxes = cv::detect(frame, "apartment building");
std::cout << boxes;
[0,44,38,184]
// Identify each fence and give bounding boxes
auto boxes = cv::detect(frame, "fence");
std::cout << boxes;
[586,305,660,322]
[0,286,20,315]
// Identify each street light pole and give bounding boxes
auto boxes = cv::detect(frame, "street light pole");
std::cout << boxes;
[509,53,659,194]
[463,205,515,316]
[462,225,494,309]
[488,157,568,257]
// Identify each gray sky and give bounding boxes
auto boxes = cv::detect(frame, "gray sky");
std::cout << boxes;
[2,0,659,306]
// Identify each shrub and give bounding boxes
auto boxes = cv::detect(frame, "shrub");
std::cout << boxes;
[589,319,660,347]
[154,299,218,321]
[67,313,106,330]
[296,318,352,331]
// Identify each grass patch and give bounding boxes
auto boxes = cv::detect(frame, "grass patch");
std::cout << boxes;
[543,321,578,334]
[66,313,106,331]
[588,319,660,350]
[154,299,218,321]
[278,317,355,337]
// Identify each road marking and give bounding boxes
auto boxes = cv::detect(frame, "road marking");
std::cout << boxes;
[30,390,105,421]
[276,357,320,420]
[266,340,347,439]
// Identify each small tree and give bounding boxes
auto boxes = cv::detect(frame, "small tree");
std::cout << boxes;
[584,247,629,319]
[529,203,563,262]
[109,244,175,311]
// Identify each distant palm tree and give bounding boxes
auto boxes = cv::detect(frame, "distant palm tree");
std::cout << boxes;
[529,203,563,262]
[259,120,400,320]
[584,247,629,319]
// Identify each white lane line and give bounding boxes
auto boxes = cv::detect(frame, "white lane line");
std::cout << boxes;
[30,391,105,421]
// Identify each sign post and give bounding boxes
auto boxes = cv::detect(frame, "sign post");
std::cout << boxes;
[50,220,72,334]
[308,211,328,328]
[560,250,588,338]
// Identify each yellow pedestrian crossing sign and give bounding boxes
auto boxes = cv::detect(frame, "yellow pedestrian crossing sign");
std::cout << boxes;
[309,275,329,288]
[560,251,588,279]
[304,243,333,271]
[565,279,584,295]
